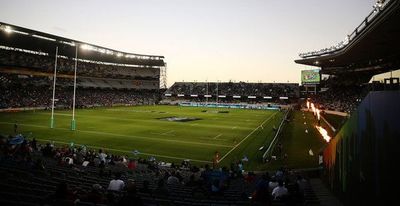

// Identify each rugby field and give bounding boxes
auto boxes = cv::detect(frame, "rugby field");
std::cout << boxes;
[0,105,284,170]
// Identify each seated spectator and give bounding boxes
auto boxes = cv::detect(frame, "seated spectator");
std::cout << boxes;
[118,180,143,206]
[128,159,137,170]
[211,179,221,194]
[153,179,168,196]
[297,175,307,192]
[269,176,279,192]
[108,173,125,192]
[46,182,75,206]
[42,143,54,157]
[139,180,152,194]
[33,158,46,171]
[30,137,37,150]
[272,180,288,200]
[83,184,104,204]
[167,171,180,185]
[185,174,198,187]
[98,149,107,163]
[252,173,271,204]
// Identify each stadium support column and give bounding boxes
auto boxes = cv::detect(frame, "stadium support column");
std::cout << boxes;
[50,47,58,129]
[71,46,78,131]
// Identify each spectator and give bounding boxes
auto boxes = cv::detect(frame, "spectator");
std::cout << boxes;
[108,173,125,192]
[153,179,168,196]
[167,171,180,185]
[83,184,104,204]
[272,180,288,200]
[46,182,74,206]
[118,180,143,206]
[185,174,197,187]
[98,149,107,163]
[42,143,53,157]
[269,176,279,192]
[139,180,152,194]
[252,173,272,205]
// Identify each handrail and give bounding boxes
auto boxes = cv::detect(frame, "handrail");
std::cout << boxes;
[262,109,290,160]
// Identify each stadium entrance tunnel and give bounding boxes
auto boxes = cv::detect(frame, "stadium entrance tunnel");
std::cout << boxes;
[157,116,202,122]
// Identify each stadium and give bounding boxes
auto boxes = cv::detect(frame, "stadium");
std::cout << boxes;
[0,0,399,205]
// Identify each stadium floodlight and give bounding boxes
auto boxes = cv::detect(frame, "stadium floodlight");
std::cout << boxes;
[80,44,93,50]
[4,26,13,33]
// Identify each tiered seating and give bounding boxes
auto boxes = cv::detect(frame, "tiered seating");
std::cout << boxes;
[0,49,160,80]
[0,73,157,109]
[0,149,320,206]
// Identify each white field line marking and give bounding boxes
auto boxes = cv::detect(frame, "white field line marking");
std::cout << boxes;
[161,130,175,136]
[36,138,212,163]
[0,122,232,148]
[35,113,250,130]
[217,111,279,163]
[231,126,237,130]
[213,134,222,139]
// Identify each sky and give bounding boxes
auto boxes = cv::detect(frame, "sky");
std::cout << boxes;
[0,0,376,86]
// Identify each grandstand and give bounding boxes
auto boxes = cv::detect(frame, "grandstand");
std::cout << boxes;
[0,22,165,109]
[295,0,400,205]
[163,82,299,104]
[1,0,399,205]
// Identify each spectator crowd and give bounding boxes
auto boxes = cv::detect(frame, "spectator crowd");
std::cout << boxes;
[0,49,160,80]
[166,82,299,98]
[0,134,316,205]
[0,73,158,109]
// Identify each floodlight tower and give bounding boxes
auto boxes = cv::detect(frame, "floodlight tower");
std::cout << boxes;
[160,63,167,89]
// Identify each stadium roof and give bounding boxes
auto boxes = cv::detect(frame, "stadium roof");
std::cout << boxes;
[295,0,400,76]
[0,22,165,67]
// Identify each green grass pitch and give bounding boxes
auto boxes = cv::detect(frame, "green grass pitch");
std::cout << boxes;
[0,105,285,170]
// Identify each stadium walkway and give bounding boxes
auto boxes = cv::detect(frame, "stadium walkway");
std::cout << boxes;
[309,178,343,206]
